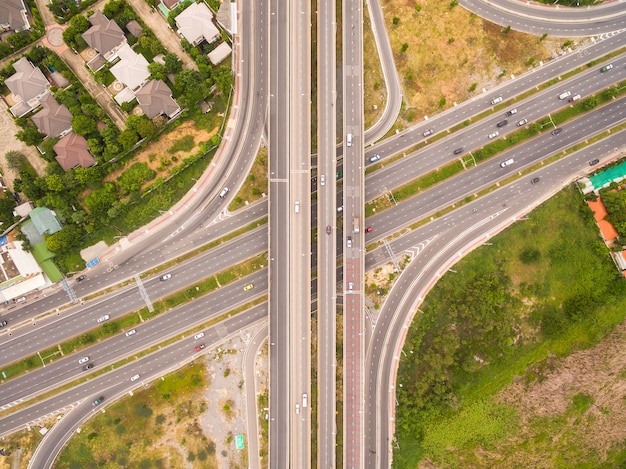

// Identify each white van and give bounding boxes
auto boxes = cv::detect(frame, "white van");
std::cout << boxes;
[558,91,571,100]
[346,134,352,147]
[294,201,300,213]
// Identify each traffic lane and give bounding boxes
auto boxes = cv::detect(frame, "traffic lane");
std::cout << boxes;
[15,304,266,457]
[364,92,626,203]
[0,270,268,409]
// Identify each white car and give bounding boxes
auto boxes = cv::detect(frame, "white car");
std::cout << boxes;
[423,129,434,137]
[160,273,172,281]
[488,131,499,139]
[194,332,205,340]
[320,175,325,186]
[130,374,140,382]
[125,329,136,337]
[491,96,503,105]
[97,314,110,323]
[517,119,528,127]
[78,357,89,364]
[500,158,515,168]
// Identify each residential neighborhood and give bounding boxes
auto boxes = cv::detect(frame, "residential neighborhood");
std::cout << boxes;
[0,0,233,302]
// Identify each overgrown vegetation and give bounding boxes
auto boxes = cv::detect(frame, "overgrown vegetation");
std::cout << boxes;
[56,363,216,468]
[393,185,626,467]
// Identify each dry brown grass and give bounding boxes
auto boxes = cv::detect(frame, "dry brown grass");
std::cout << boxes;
[366,0,570,127]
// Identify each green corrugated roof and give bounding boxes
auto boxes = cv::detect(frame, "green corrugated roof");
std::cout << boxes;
[32,241,63,282]
[29,207,62,235]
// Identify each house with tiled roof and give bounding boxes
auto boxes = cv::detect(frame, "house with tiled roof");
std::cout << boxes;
[82,11,126,64]
[53,132,97,171]
[31,94,72,138]
[110,43,150,91]
[135,79,180,119]
[175,2,220,46]
[5,57,50,117]
[0,0,30,33]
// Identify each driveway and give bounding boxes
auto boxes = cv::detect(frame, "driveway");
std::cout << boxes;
[128,0,197,71]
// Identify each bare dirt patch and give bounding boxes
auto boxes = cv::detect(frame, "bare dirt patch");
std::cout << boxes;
[105,121,217,186]
[491,321,626,467]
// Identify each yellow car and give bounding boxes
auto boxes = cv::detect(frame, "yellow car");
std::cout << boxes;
[243,284,254,291]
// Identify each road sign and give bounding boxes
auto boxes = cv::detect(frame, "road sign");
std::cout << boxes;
[86,258,100,268]
[235,435,244,450]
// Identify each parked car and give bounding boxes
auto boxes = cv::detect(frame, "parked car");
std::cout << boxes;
[92,396,105,407]
[423,129,434,137]
[488,131,500,139]
[588,159,600,166]
[160,273,172,281]
[194,344,206,352]
[14,297,26,303]
[517,118,528,127]
[97,314,110,323]
[194,332,205,340]
[365,226,373,233]
[125,329,137,337]
[369,154,381,163]
[78,357,89,364]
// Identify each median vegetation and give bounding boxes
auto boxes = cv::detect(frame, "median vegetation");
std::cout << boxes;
[393,185,626,467]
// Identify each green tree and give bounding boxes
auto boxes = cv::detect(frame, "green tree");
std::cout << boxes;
[5,151,26,171]
[103,0,123,18]
[163,53,182,74]
[118,129,139,151]
[135,119,158,140]
[213,66,233,96]
[118,162,155,194]
[44,224,85,252]
[45,174,65,192]
[392,16,400,25]
[148,62,167,81]
[16,125,44,146]
[176,70,211,105]
[72,115,97,136]
[85,182,118,220]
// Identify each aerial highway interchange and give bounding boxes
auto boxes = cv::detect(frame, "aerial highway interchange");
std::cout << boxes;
[0,0,626,468]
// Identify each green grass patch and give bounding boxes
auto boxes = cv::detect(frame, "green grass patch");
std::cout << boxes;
[168,134,196,154]
[393,185,626,468]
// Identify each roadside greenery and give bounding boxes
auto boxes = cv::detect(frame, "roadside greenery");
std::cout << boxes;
[393,185,626,467]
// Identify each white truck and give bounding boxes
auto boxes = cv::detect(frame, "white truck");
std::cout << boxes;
[353,217,360,233]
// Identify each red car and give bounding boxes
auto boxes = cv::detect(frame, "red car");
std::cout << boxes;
[194,344,206,352]
[365,226,373,233]
[326,225,332,235]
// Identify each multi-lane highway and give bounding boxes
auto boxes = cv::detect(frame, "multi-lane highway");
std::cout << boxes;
[2,2,626,467]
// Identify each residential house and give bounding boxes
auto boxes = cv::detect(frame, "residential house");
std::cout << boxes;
[82,11,126,68]
[53,132,97,171]
[135,79,180,119]
[110,43,150,91]
[125,19,143,39]
[0,0,30,33]
[29,206,62,235]
[5,57,49,117]
[31,94,72,138]
[175,2,220,46]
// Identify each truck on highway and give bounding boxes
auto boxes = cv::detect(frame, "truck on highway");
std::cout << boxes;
[353,217,360,233]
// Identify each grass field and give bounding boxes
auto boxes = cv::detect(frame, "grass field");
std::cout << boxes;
[393,185,626,468]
